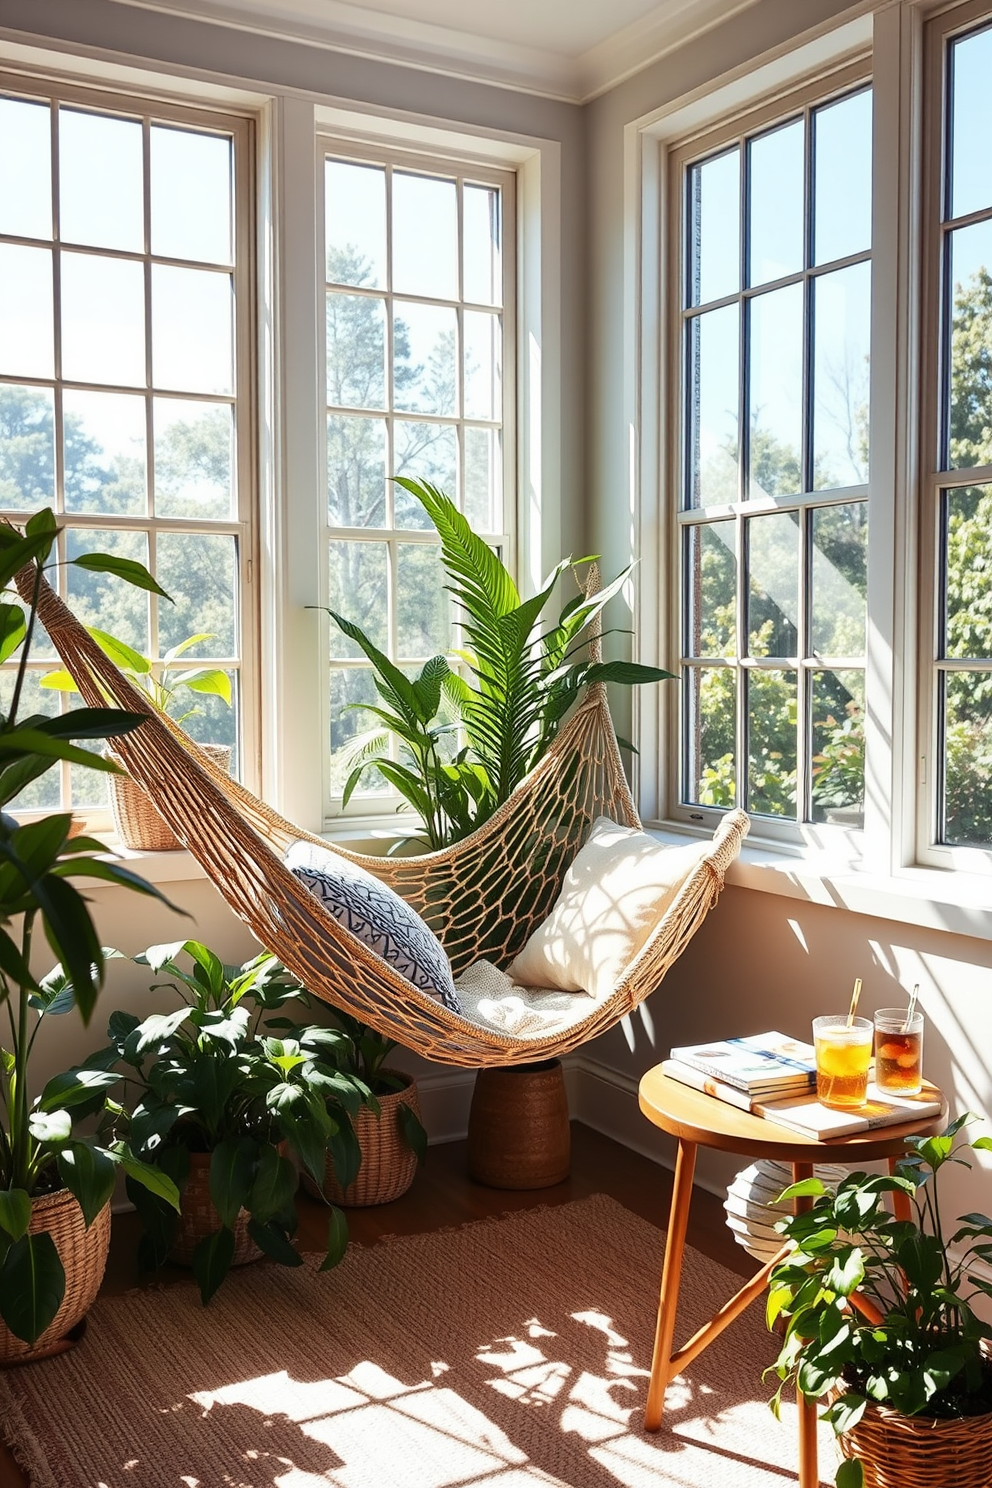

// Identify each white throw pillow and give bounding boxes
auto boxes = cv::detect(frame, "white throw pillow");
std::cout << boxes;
[508,818,711,1002]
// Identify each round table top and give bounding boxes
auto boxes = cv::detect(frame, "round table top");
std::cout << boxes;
[638,1067,949,1165]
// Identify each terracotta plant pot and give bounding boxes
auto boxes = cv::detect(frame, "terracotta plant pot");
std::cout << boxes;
[168,1151,262,1267]
[107,743,231,851]
[305,1073,422,1207]
[0,1189,111,1366]
[467,1058,571,1189]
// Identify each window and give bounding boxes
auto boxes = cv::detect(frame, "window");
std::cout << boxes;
[0,78,255,815]
[923,10,992,856]
[319,143,514,814]
[670,77,872,837]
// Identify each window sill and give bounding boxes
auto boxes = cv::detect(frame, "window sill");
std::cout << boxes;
[647,822,992,943]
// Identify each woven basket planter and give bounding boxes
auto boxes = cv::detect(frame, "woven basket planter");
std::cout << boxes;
[467,1058,570,1190]
[305,1073,422,1208]
[108,744,231,851]
[168,1151,262,1267]
[835,1389,992,1488]
[0,1189,111,1366]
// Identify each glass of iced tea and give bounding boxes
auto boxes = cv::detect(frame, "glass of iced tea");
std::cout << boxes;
[874,1008,924,1096]
[812,1015,873,1108]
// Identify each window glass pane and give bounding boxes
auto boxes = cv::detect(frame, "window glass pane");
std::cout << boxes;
[747,511,799,657]
[397,543,449,659]
[687,148,739,307]
[684,667,736,807]
[393,422,457,526]
[180,675,238,768]
[0,98,52,240]
[328,541,387,656]
[154,398,233,519]
[464,310,501,421]
[329,667,390,797]
[687,304,739,507]
[748,119,804,287]
[151,126,232,265]
[157,531,237,656]
[811,503,867,656]
[327,414,386,528]
[464,184,501,306]
[945,485,992,659]
[948,220,992,470]
[65,526,149,652]
[325,160,386,290]
[464,426,500,531]
[748,669,797,817]
[61,252,144,387]
[59,109,143,254]
[327,291,386,411]
[0,385,54,511]
[812,262,871,489]
[686,522,736,658]
[64,389,146,515]
[811,668,864,826]
[0,672,60,809]
[0,244,54,380]
[950,26,992,221]
[393,173,457,300]
[813,89,872,265]
[394,302,457,416]
[943,671,992,845]
[748,284,803,497]
[152,265,233,396]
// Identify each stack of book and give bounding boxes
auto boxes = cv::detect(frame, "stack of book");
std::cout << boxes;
[663,1031,942,1138]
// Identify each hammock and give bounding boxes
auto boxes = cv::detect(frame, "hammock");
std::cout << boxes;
[25,568,749,1068]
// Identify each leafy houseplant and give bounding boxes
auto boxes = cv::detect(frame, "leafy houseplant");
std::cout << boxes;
[327,478,673,850]
[0,510,184,1357]
[44,630,234,852]
[768,1116,992,1488]
[94,939,372,1303]
[303,1007,427,1208]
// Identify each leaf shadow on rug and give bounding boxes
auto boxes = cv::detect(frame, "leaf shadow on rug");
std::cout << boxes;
[0,1193,838,1488]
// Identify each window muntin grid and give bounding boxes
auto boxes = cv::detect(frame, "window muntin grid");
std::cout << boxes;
[0,80,255,814]
[321,146,514,810]
[676,83,872,829]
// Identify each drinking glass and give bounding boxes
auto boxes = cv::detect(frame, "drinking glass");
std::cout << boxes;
[812,1015,872,1108]
[874,1007,924,1096]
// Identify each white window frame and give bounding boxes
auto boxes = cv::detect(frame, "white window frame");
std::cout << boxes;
[0,66,261,824]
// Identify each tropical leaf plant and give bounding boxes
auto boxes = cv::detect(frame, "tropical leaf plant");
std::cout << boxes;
[767,1116,992,1487]
[325,478,673,849]
[42,628,232,727]
[92,940,372,1302]
[0,509,185,1344]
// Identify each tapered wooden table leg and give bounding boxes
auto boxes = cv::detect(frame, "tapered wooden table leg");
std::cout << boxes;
[888,1154,913,1223]
[791,1161,819,1488]
[645,1137,697,1430]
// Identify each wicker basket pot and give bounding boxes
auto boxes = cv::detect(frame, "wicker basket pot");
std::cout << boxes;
[168,1151,264,1267]
[305,1073,422,1208]
[0,1189,111,1366]
[107,744,231,851]
[467,1059,570,1190]
[836,1388,992,1488]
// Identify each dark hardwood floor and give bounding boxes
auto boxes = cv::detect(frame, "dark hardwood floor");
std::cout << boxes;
[0,1123,758,1486]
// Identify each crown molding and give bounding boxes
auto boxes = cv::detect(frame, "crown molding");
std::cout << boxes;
[97,0,768,104]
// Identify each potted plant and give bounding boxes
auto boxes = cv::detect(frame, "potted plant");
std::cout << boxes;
[301,1008,427,1207]
[93,939,372,1302]
[767,1115,992,1488]
[43,630,233,851]
[0,509,184,1361]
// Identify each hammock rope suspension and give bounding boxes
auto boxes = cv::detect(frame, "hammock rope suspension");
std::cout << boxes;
[22,567,748,1068]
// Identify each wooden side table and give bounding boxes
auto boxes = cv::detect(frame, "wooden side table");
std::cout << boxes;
[637,1068,948,1488]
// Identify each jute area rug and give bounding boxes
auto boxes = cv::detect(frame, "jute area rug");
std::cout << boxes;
[0,1193,839,1488]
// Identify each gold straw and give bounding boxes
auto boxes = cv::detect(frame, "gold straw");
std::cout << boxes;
[846,977,863,1026]
[904,983,919,1034]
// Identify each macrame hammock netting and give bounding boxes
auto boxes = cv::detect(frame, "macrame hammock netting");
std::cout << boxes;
[24,567,748,1069]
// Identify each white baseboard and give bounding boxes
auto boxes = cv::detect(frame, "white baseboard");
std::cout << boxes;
[417,1067,478,1145]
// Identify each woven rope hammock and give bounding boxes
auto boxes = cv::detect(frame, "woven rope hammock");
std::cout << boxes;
[24,568,749,1068]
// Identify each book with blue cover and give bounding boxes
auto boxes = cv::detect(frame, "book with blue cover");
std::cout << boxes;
[668,1031,818,1094]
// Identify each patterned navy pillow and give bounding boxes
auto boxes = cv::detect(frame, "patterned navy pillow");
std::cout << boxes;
[285,841,460,1013]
